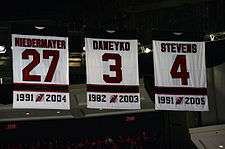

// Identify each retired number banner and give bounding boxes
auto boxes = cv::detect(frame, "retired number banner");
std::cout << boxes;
[153,40,208,111]
[85,38,140,109]
[12,34,69,109]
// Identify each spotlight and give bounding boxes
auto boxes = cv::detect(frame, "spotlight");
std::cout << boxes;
[144,48,151,53]
[34,26,45,30]
[0,46,6,53]
[210,34,215,41]
[106,30,116,34]
[173,32,183,36]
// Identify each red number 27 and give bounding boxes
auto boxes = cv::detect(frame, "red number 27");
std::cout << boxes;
[22,49,59,82]
[170,55,190,85]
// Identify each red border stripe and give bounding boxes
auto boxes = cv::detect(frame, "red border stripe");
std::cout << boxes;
[13,83,68,87]
[87,84,139,93]
[154,86,207,95]
[13,83,69,92]
[13,90,69,93]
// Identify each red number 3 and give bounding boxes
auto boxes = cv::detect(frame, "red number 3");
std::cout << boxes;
[102,53,122,83]
[170,55,190,85]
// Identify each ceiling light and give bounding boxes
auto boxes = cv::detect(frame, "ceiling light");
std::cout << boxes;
[173,32,183,36]
[144,47,151,53]
[210,34,215,41]
[106,30,116,34]
[34,26,45,30]
[0,46,6,53]
[25,112,30,115]
[219,145,224,148]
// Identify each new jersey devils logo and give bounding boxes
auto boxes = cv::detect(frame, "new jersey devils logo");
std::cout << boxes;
[110,95,118,103]
[36,94,44,102]
[175,97,184,105]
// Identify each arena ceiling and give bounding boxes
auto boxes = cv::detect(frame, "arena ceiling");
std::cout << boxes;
[0,0,224,122]
[0,0,223,42]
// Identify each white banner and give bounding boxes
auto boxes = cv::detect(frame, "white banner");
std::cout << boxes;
[153,40,208,111]
[12,34,69,85]
[12,34,70,109]
[85,38,140,109]
[13,91,70,109]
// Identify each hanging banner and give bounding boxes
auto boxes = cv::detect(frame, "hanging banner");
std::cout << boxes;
[12,34,70,109]
[153,40,208,111]
[85,38,140,109]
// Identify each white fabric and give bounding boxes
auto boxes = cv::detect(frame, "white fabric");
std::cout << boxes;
[87,92,140,109]
[85,38,139,85]
[153,40,208,111]
[155,94,208,111]
[13,91,70,109]
[12,34,70,110]
[12,34,69,85]
[153,40,206,87]
[85,38,140,109]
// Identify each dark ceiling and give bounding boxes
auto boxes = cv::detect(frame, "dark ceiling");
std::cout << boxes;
[0,0,224,44]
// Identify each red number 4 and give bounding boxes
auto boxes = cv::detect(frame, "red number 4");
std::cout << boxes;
[170,55,190,85]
